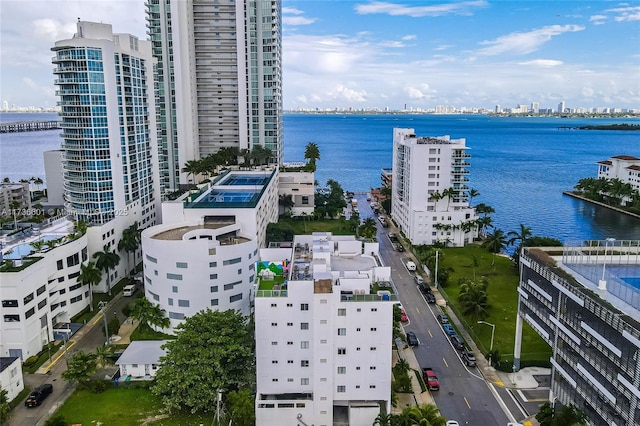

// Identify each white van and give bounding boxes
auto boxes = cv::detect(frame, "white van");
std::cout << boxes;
[123,284,137,297]
[405,261,416,271]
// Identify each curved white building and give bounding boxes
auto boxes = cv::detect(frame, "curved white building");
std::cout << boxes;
[141,220,257,332]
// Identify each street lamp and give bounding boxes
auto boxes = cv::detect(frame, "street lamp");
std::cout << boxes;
[477,320,495,365]
[599,238,616,290]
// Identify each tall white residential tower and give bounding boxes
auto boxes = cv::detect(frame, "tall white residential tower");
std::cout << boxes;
[146,0,283,193]
[391,128,477,247]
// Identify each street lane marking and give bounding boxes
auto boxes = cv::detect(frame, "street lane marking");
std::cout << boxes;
[415,307,420,314]
[428,329,433,338]
[464,396,471,409]
[443,357,448,368]
[43,341,77,373]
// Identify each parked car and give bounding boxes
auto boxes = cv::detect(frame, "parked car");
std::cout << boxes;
[406,331,419,346]
[442,323,456,336]
[462,351,477,367]
[414,275,424,286]
[25,384,53,407]
[446,422,460,426]
[436,314,449,324]
[401,313,409,323]
[450,335,465,350]
[422,368,440,391]
[425,293,436,304]
[405,261,416,271]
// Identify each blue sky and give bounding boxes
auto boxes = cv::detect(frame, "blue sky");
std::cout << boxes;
[1,0,638,110]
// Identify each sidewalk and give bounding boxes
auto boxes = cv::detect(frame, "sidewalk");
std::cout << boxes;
[392,342,435,414]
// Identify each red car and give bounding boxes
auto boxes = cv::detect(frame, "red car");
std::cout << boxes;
[401,314,409,323]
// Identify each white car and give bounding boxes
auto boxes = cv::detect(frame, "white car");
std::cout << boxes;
[405,261,416,271]
[446,422,459,426]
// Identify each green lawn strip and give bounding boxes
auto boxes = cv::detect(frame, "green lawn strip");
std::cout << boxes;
[438,245,551,366]
[257,275,286,291]
[277,216,354,235]
[54,386,209,426]
[130,323,174,341]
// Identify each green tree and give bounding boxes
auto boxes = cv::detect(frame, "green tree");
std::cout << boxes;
[225,389,255,426]
[304,141,320,171]
[507,223,532,252]
[104,316,120,338]
[359,217,378,239]
[118,222,141,275]
[62,351,97,387]
[265,221,295,243]
[43,414,67,426]
[94,345,112,368]
[151,309,255,413]
[553,404,588,426]
[251,145,273,166]
[181,159,202,187]
[458,278,489,321]
[403,403,447,425]
[93,245,120,295]
[78,261,102,311]
[536,402,555,426]
[0,389,10,425]
[467,188,480,206]
[481,229,507,266]
[130,297,170,331]
[278,194,294,216]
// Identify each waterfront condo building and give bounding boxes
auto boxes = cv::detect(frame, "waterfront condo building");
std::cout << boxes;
[391,128,477,247]
[255,233,394,425]
[52,21,161,292]
[141,168,278,332]
[0,182,31,216]
[597,155,640,201]
[514,242,640,425]
[145,0,283,194]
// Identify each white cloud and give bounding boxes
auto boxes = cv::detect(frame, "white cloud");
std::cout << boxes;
[332,84,368,102]
[282,7,304,15]
[354,0,489,17]
[401,34,416,40]
[589,14,607,24]
[517,59,564,68]
[604,5,640,22]
[282,16,317,25]
[379,40,405,48]
[405,83,435,100]
[284,34,373,75]
[476,25,585,56]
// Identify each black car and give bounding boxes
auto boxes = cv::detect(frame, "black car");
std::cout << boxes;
[450,335,465,350]
[425,293,436,304]
[462,351,477,367]
[436,314,449,324]
[406,331,419,346]
[25,384,53,407]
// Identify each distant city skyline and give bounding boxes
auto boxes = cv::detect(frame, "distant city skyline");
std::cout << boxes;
[1,1,639,111]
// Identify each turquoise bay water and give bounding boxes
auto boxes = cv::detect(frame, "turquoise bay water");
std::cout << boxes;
[2,112,639,243]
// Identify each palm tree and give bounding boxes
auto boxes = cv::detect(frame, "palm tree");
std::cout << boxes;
[181,160,202,188]
[78,261,102,311]
[29,239,46,253]
[304,142,320,170]
[94,345,111,368]
[403,403,447,425]
[93,245,120,296]
[278,194,295,215]
[359,217,378,239]
[507,223,532,251]
[442,187,456,210]
[458,278,489,321]
[482,229,507,265]
[428,191,443,211]
[467,188,480,206]
[372,413,393,426]
[130,297,170,330]
[475,216,493,238]
[118,222,141,275]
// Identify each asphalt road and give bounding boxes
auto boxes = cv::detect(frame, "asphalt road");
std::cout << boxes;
[357,193,511,426]
[9,294,131,426]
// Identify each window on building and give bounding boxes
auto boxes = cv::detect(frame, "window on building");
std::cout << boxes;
[301,341,309,349]
[301,378,309,385]
[338,348,346,355]
[337,308,346,316]
[300,303,309,311]
[211,299,218,306]
[172,286,178,293]
[230,293,243,303]
[301,360,309,367]
[25,308,35,318]
[167,273,183,280]
[337,367,346,374]
[176,262,188,268]
[337,386,346,393]
[209,261,217,267]
[1,300,18,308]
[210,274,218,280]
[338,328,346,336]
[210,286,218,293]
[169,312,185,320]
[4,314,20,322]
[223,257,241,265]
[36,285,46,296]
[301,322,309,330]
[178,299,189,307]
[56,259,63,270]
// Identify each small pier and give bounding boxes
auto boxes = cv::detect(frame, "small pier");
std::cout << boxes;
[0,120,60,133]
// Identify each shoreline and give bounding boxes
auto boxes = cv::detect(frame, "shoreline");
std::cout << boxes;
[562,191,640,220]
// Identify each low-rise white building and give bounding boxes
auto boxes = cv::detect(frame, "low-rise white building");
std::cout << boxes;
[140,168,278,332]
[597,155,640,200]
[0,182,31,216]
[116,340,167,380]
[1,219,89,359]
[255,232,394,426]
[278,168,315,216]
[391,128,477,247]
[0,357,24,402]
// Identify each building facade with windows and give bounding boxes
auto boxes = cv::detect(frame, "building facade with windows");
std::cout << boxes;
[52,21,161,292]
[514,242,640,426]
[255,233,393,426]
[141,169,278,332]
[1,220,89,360]
[0,182,31,216]
[278,169,315,216]
[146,0,283,194]
[391,128,477,247]
[597,155,640,197]
[0,357,24,402]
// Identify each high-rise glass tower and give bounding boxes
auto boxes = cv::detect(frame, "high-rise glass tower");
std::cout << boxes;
[52,21,160,228]
[146,0,283,194]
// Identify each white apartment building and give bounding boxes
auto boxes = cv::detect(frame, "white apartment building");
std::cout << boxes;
[146,0,283,194]
[391,128,477,247]
[0,357,24,402]
[43,150,65,207]
[255,233,394,426]
[0,182,31,215]
[52,21,161,291]
[141,169,278,332]
[278,168,315,216]
[597,155,640,195]
[1,219,89,359]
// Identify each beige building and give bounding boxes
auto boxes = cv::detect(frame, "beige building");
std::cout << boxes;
[0,182,31,216]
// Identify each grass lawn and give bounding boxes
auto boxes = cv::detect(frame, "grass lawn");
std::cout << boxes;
[130,323,174,341]
[257,275,286,291]
[278,216,355,235]
[437,244,552,367]
[55,386,210,425]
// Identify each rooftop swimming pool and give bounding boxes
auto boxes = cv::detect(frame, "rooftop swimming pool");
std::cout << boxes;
[205,189,260,204]
[2,235,61,260]
[220,175,269,186]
